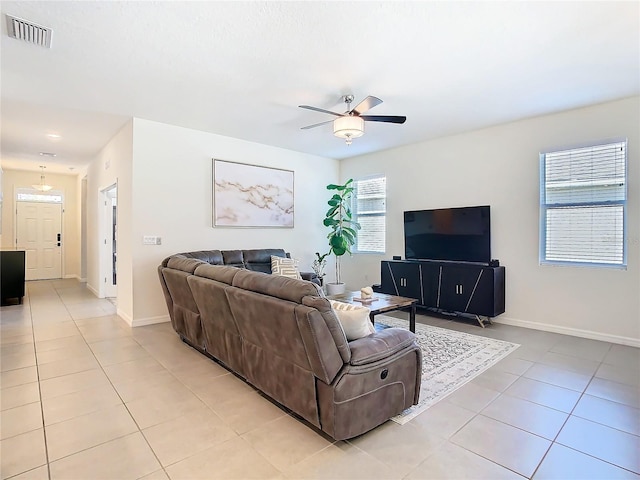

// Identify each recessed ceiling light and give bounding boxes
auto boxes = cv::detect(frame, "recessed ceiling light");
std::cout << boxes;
[46,134,61,139]
[39,152,56,157]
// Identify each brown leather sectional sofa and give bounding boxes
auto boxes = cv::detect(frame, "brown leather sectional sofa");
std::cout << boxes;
[158,249,422,440]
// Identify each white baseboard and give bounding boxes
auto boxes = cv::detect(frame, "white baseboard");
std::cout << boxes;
[63,274,86,283]
[115,310,169,328]
[86,283,99,297]
[116,308,133,327]
[131,315,170,328]
[494,316,640,348]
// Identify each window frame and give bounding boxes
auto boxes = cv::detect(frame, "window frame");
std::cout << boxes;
[539,138,627,269]
[352,174,386,254]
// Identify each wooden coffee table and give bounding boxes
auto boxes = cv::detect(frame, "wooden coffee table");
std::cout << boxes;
[327,291,417,333]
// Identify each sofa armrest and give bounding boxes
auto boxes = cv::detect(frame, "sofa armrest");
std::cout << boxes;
[348,328,416,366]
[300,271,321,285]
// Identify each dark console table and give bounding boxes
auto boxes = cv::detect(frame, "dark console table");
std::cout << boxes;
[375,259,505,327]
[1,251,26,305]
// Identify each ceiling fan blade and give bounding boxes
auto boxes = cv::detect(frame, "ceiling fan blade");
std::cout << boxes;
[299,105,344,117]
[360,115,407,124]
[352,96,383,115]
[301,119,334,130]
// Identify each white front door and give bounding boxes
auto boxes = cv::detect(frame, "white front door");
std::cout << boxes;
[16,202,63,280]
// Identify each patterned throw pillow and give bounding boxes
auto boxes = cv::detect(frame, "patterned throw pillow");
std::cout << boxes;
[271,255,302,280]
[330,300,376,341]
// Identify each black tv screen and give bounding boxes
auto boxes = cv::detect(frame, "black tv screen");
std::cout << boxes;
[404,206,491,263]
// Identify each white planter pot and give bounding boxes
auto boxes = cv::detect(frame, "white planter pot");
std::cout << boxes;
[326,283,346,295]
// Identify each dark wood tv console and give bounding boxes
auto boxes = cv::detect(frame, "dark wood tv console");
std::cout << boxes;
[375,259,505,327]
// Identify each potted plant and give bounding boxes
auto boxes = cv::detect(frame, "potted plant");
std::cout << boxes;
[323,179,361,295]
[311,251,329,286]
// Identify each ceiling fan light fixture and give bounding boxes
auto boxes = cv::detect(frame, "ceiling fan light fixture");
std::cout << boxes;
[333,115,364,144]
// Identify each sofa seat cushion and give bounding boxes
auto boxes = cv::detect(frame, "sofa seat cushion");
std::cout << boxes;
[348,328,416,366]
[271,255,301,279]
[329,300,375,341]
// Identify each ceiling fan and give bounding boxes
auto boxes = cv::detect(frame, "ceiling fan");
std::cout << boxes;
[299,95,406,145]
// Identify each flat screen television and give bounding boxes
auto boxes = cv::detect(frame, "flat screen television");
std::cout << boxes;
[404,206,491,264]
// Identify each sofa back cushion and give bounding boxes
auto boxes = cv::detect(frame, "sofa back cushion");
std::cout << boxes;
[243,248,286,273]
[187,273,245,375]
[166,255,206,273]
[163,249,290,274]
[177,250,224,265]
[224,283,341,428]
[161,265,205,349]
[193,264,239,285]
[221,250,244,267]
[232,268,319,302]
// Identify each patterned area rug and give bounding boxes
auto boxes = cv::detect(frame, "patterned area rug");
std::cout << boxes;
[376,315,520,424]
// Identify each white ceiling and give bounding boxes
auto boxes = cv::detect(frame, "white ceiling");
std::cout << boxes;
[1,1,638,174]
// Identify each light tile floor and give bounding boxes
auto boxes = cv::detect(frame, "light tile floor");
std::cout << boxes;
[1,279,639,479]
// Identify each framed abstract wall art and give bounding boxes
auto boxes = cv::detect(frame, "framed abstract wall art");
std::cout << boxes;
[213,159,294,227]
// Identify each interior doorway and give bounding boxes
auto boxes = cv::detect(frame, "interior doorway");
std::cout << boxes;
[100,183,117,298]
[16,201,63,280]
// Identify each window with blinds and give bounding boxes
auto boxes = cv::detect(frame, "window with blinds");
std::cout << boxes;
[353,176,386,253]
[540,140,627,267]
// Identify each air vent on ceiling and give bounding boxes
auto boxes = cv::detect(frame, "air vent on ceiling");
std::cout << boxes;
[5,14,52,48]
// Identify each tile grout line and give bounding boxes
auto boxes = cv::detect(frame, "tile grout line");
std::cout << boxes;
[55,282,171,478]
[8,282,639,479]
[22,281,153,475]
[26,284,53,480]
[529,340,637,477]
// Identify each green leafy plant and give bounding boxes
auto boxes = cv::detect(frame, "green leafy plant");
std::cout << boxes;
[324,179,361,285]
[311,251,330,280]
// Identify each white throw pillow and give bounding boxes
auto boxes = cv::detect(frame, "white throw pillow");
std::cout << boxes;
[270,255,301,280]
[330,300,375,341]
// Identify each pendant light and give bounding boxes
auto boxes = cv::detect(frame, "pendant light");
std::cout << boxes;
[32,165,53,192]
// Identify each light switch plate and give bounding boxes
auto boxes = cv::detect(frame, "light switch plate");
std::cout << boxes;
[143,236,161,245]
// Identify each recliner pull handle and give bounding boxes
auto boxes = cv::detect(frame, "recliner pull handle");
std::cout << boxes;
[380,369,389,380]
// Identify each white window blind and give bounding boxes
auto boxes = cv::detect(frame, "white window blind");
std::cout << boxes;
[353,176,386,253]
[540,140,626,267]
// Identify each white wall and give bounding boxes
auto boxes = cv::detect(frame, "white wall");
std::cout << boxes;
[129,118,338,325]
[86,120,134,321]
[341,97,639,346]
[0,168,81,279]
